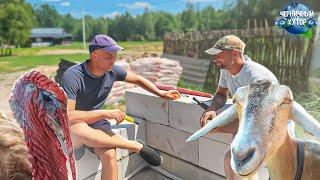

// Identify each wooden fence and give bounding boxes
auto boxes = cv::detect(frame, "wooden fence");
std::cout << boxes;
[163,27,315,93]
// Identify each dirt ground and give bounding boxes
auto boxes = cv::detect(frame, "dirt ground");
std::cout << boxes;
[0,66,58,114]
[36,50,87,55]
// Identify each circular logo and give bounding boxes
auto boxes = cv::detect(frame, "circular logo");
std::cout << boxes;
[276,2,317,36]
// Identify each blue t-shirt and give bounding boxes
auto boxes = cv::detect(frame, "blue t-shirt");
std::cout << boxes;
[60,60,127,111]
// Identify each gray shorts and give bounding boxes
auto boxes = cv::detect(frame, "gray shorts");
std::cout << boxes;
[88,119,112,131]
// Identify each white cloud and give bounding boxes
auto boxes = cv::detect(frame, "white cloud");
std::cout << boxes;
[104,11,121,19]
[42,0,61,2]
[60,1,71,7]
[187,0,217,3]
[118,2,152,9]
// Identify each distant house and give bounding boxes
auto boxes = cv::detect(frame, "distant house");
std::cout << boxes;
[30,28,72,47]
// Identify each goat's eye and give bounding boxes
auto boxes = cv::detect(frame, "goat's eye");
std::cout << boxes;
[232,98,237,103]
[281,99,292,105]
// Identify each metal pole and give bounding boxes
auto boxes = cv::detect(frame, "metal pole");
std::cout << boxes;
[82,9,86,50]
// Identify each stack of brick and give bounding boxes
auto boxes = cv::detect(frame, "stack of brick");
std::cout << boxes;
[130,57,183,87]
[125,87,270,180]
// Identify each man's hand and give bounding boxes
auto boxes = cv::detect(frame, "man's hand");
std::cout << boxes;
[105,109,125,124]
[200,111,217,127]
[159,90,181,100]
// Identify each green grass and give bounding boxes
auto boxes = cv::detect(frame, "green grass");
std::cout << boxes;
[294,82,320,141]
[177,80,212,93]
[0,41,163,73]
[10,42,86,56]
[9,41,163,56]
[310,67,320,78]
[0,54,88,73]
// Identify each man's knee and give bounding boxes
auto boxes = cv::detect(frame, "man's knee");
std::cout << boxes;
[70,122,90,134]
[95,148,117,162]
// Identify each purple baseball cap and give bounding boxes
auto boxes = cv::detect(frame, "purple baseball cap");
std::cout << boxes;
[89,34,124,53]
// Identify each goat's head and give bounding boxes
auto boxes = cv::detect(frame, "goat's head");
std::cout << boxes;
[187,79,320,177]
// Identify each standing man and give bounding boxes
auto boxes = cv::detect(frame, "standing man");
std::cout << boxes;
[199,35,294,180]
[61,34,178,180]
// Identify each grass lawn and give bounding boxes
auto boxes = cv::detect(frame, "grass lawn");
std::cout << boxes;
[9,41,163,56]
[311,67,320,78]
[0,54,89,73]
[0,41,163,73]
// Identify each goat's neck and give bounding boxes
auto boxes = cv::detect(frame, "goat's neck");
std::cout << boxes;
[266,134,297,180]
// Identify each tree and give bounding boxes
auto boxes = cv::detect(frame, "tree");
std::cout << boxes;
[0,0,35,46]
[154,12,177,38]
[108,12,135,41]
[34,4,61,27]
[91,17,108,38]
[180,3,197,32]
[60,13,76,33]
[140,9,155,40]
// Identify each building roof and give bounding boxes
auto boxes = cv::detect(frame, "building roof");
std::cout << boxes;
[30,28,72,38]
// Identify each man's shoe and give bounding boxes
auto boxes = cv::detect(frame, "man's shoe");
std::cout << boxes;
[138,141,163,166]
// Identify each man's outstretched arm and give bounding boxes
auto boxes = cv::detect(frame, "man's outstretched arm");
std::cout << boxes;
[124,72,178,99]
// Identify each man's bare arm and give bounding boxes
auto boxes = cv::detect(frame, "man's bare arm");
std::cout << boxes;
[67,99,124,124]
[124,72,179,99]
[124,72,163,96]
[206,86,228,112]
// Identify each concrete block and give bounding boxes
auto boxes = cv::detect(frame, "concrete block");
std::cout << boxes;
[84,153,147,180]
[169,99,233,144]
[126,88,169,125]
[159,151,172,173]
[121,153,148,179]
[73,149,102,179]
[145,121,199,165]
[130,167,172,180]
[170,156,225,180]
[199,137,230,176]
[168,100,204,132]
[111,128,124,161]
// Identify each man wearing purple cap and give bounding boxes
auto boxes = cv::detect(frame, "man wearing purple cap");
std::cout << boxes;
[61,34,178,180]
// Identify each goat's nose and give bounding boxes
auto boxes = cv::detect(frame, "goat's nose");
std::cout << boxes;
[231,146,256,167]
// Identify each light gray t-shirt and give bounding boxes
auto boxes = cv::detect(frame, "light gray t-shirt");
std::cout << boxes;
[218,55,278,96]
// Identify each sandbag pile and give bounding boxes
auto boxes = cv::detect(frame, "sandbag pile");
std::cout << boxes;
[130,57,183,87]
[106,60,135,104]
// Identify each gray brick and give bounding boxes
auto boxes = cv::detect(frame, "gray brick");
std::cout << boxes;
[126,88,169,125]
[121,153,148,179]
[145,121,199,165]
[171,156,225,180]
[74,149,102,179]
[169,99,233,144]
[199,137,230,176]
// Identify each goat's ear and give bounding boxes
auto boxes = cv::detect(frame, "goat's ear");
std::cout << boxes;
[291,101,320,137]
[186,104,238,142]
[272,85,293,104]
[233,86,248,104]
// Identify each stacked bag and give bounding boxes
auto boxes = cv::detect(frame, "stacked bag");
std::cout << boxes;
[130,57,183,87]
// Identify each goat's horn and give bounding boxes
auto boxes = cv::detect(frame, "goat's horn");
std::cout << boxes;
[186,104,238,142]
[291,101,320,137]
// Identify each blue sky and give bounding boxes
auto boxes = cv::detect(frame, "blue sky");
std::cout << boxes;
[26,0,226,18]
